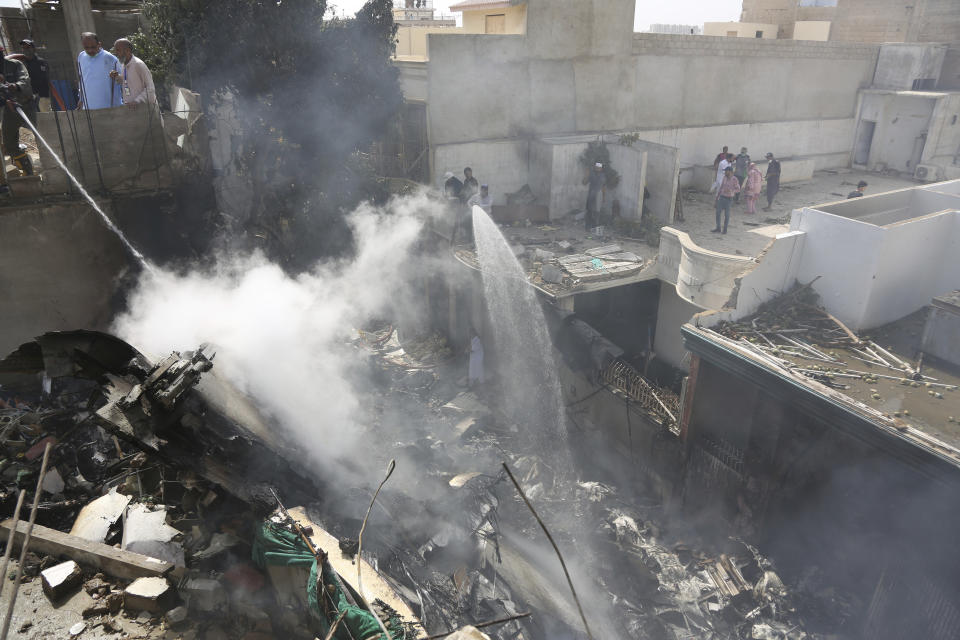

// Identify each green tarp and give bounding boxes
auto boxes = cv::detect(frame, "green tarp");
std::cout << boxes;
[252,519,407,640]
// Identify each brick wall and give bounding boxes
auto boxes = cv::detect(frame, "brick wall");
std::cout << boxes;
[631,32,879,60]
[742,0,960,44]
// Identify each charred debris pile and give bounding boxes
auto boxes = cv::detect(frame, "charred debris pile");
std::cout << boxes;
[0,329,818,639]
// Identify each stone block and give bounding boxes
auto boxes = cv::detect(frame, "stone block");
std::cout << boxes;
[541,264,564,284]
[41,560,83,602]
[165,605,189,625]
[123,576,175,613]
[180,577,227,612]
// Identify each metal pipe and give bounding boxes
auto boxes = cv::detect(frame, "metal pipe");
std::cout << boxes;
[0,441,52,640]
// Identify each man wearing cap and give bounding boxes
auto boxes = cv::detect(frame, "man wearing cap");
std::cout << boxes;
[468,184,493,215]
[713,166,740,234]
[109,38,156,106]
[443,171,462,199]
[19,39,48,115]
[847,180,868,199]
[0,45,34,186]
[763,152,781,211]
[585,162,606,230]
[77,32,122,110]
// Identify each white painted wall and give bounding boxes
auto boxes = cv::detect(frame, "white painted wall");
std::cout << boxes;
[873,43,948,91]
[658,228,755,311]
[863,211,960,327]
[789,207,885,328]
[728,231,807,318]
[790,193,960,329]
[654,284,701,370]
[920,93,960,181]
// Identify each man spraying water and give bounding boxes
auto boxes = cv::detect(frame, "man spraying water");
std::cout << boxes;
[0,45,35,191]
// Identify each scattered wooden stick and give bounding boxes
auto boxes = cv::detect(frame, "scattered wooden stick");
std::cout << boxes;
[322,610,348,640]
[502,462,594,640]
[0,442,52,640]
[424,612,532,639]
[356,459,396,640]
[0,490,26,600]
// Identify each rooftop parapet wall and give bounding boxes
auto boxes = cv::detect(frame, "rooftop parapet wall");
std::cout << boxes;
[631,32,879,59]
[427,28,879,149]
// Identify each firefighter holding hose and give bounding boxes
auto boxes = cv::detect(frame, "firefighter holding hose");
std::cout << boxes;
[0,44,34,190]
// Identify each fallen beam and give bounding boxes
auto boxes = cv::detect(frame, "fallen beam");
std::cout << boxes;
[0,519,173,580]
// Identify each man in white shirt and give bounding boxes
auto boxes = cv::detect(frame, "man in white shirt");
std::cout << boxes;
[711,152,732,193]
[110,38,156,106]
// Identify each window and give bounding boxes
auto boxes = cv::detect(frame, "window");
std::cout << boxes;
[485,14,506,34]
[911,78,936,90]
[755,30,763,38]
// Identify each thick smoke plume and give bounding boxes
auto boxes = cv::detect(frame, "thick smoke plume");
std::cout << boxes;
[113,194,441,476]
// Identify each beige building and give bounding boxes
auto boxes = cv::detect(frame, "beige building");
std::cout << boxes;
[449,0,527,34]
[393,0,460,60]
[703,21,778,39]
[741,0,960,43]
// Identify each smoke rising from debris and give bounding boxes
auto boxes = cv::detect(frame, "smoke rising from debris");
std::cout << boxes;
[113,194,441,478]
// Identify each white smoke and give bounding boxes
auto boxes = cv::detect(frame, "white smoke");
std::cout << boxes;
[112,193,443,476]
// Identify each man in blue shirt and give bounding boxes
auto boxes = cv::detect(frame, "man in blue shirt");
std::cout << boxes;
[77,32,121,109]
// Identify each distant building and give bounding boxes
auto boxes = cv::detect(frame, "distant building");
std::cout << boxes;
[647,24,701,36]
[740,0,960,43]
[703,21,778,39]
[449,0,527,34]
[393,0,459,60]
[392,0,456,26]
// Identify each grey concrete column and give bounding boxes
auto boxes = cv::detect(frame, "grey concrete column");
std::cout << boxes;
[63,0,96,62]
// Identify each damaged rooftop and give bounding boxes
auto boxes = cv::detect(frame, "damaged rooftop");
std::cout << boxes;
[2,0,960,639]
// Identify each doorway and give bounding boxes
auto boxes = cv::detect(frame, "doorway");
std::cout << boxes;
[485,14,506,34]
[854,120,876,166]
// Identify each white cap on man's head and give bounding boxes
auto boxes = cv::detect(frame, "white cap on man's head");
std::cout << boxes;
[444,171,454,179]
[595,162,603,168]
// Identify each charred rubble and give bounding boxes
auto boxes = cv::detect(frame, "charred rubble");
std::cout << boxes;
[0,328,818,639]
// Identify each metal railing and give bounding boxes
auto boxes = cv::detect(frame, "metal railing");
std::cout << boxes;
[600,359,681,429]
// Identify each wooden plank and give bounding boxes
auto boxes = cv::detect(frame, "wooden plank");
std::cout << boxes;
[287,507,426,638]
[0,519,173,580]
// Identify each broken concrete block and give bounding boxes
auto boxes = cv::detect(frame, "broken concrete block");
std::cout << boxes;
[71,489,131,542]
[105,590,123,614]
[83,576,110,596]
[123,576,174,613]
[122,504,185,566]
[533,248,555,261]
[82,601,111,618]
[41,560,83,601]
[41,467,65,494]
[180,577,226,612]
[557,240,573,252]
[446,626,491,640]
[165,605,189,625]
[69,621,86,636]
[541,264,563,284]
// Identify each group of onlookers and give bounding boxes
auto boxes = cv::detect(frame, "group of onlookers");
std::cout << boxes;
[710,146,780,234]
[0,31,156,190]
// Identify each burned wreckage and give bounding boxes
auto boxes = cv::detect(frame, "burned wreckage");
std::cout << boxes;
[0,330,817,639]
